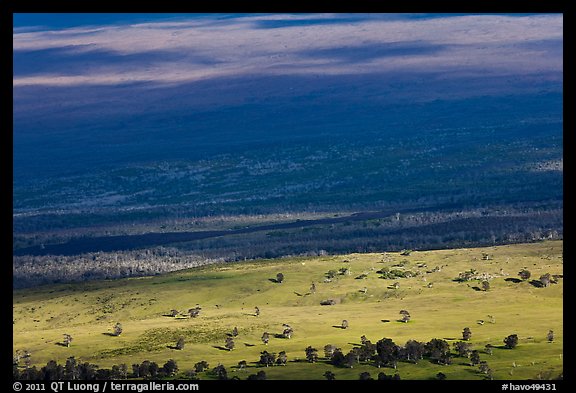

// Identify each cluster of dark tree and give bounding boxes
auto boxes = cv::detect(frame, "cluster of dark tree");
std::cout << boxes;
[13,358,178,380]
[21,359,270,382]
[454,268,561,292]
[258,351,288,367]
[260,324,293,345]
[303,330,525,375]
[189,364,267,380]
[317,337,454,369]
[324,267,351,280]
[13,357,280,381]
[322,370,401,380]
[532,272,562,288]
[511,269,562,288]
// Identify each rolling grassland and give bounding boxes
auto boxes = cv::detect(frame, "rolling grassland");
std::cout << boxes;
[13,240,563,380]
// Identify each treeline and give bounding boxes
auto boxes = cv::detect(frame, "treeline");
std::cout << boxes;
[13,247,222,289]
[184,208,562,260]
[13,357,262,381]
[13,358,178,381]
[13,206,562,289]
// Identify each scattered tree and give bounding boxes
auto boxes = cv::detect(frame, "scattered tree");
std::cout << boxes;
[276,351,287,366]
[539,273,552,287]
[470,350,481,366]
[359,371,373,380]
[358,340,377,362]
[64,357,80,380]
[131,364,140,379]
[377,371,396,380]
[282,326,293,339]
[43,360,64,380]
[402,340,425,364]
[231,327,238,337]
[162,359,178,377]
[324,344,337,358]
[113,322,123,337]
[261,332,269,345]
[276,272,284,283]
[455,268,479,282]
[175,337,185,350]
[504,334,519,349]
[63,334,73,348]
[136,360,159,380]
[194,361,209,373]
[481,280,491,291]
[305,346,319,363]
[478,361,491,375]
[258,351,275,367]
[341,319,349,329]
[169,309,179,317]
[339,267,350,276]
[399,310,411,323]
[188,307,200,318]
[329,349,346,367]
[211,364,228,380]
[247,370,266,380]
[225,337,235,351]
[254,306,260,317]
[375,338,400,368]
[344,350,359,368]
[436,372,447,380]
[111,363,128,380]
[454,341,472,357]
[347,347,362,365]
[518,269,531,281]
[310,282,316,294]
[425,338,451,365]
[486,368,495,380]
[323,371,336,380]
[462,327,472,341]
[547,330,554,343]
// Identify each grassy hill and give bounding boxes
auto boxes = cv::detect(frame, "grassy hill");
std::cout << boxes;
[13,240,563,380]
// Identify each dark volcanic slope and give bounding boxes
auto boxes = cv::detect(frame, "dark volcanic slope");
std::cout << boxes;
[14,205,563,258]
[13,210,409,256]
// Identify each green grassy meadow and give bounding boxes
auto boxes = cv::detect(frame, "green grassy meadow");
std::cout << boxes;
[13,240,563,380]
